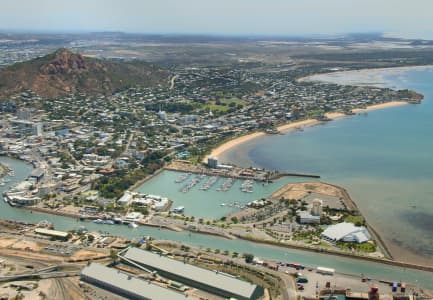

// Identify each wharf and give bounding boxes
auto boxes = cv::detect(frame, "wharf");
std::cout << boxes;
[165,161,321,182]
[165,165,257,180]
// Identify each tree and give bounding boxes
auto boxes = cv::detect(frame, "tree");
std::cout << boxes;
[244,253,254,263]
[110,249,118,259]
[85,234,95,243]
[168,126,179,133]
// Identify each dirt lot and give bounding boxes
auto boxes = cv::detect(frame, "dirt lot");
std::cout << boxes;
[271,181,356,210]
[68,249,109,261]
[0,237,43,252]
[0,278,87,300]
[0,237,18,249]
[273,182,344,200]
[11,239,42,252]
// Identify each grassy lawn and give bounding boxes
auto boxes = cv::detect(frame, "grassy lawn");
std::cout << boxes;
[344,215,365,225]
[220,97,246,105]
[337,241,376,253]
[306,109,325,118]
[201,97,247,112]
[318,241,331,248]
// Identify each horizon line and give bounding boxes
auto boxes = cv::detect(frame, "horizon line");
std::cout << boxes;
[0,28,386,38]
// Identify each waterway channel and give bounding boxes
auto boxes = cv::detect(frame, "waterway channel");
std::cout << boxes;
[0,156,432,289]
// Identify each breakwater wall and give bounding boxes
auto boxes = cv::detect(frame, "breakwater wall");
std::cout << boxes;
[231,234,433,273]
[165,165,321,181]
[270,172,320,179]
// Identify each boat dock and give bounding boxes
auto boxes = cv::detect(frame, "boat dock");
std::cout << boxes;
[217,177,236,192]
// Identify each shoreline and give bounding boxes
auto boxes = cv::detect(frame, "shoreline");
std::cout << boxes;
[9,202,433,274]
[297,64,433,85]
[233,233,433,274]
[203,100,417,264]
[3,158,433,274]
[204,100,408,162]
[17,205,433,273]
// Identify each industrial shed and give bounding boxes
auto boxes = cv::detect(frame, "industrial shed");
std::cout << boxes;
[122,247,263,300]
[80,263,187,300]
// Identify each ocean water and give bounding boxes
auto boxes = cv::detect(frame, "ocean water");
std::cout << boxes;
[221,67,433,265]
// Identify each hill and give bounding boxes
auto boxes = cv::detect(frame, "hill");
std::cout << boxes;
[0,48,169,98]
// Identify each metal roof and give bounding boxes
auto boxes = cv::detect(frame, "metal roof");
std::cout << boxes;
[321,222,369,241]
[123,247,258,299]
[35,228,69,238]
[30,168,45,177]
[81,263,187,300]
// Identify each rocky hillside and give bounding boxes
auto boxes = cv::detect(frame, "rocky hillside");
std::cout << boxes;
[0,48,169,98]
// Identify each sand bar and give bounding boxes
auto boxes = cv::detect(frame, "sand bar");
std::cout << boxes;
[298,64,433,85]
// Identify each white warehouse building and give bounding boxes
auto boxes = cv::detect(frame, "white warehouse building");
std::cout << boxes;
[321,222,370,243]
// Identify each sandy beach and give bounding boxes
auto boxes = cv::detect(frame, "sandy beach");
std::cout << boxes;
[204,100,408,162]
[205,65,429,163]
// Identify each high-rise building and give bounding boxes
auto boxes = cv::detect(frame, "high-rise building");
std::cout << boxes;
[311,198,323,216]
[207,157,218,168]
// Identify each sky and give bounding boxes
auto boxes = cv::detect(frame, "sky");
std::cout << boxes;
[1,0,433,38]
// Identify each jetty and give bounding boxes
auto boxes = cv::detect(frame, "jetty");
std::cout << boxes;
[270,172,320,179]
[166,161,321,182]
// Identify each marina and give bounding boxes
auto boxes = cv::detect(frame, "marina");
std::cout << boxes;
[217,177,236,192]
[174,172,191,183]
[136,170,305,219]
[180,174,206,193]
[199,175,219,191]
[240,179,254,193]
[0,157,433,290]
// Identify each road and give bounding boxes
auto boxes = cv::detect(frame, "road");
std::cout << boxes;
[170,75,178,89]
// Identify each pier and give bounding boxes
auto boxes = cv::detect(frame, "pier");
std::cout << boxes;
[165,161,321,182]
[270,172,321,179]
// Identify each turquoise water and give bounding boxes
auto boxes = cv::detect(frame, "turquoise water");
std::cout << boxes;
[1,156,433,289]
[221,67,433,265]
[135,170,307,219]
